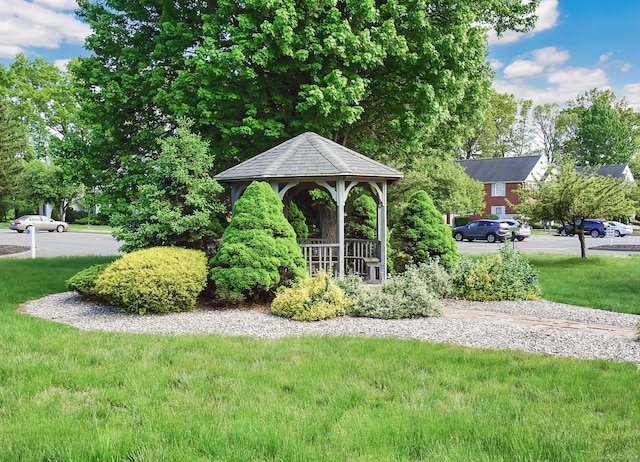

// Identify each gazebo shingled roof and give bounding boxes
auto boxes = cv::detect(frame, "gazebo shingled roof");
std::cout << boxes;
[214,132,403,182]
[214,132,403,280]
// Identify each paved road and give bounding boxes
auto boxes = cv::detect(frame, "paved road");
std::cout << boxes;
[455,231,640,256]
[0,228,123,258]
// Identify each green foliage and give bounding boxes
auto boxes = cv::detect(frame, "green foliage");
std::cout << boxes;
[286,201,308,239]
[562,89,638,166]
[335,273,367,302]
[347,262,447,319]
[111,118,225,253]
[346,193,377,239]
[14,159,84,221]
[389,156,484,225]
[271,272,349,321]
[453,245,540,301]
[512,157,635,258]
[0,100,27,205]
[210,181,306,301]
[71,0,537,206]
[65,263,111,297]
[391,190,459,271]
[94,247,208,314]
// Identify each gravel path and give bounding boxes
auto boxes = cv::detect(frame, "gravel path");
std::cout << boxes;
[21,292,640,367]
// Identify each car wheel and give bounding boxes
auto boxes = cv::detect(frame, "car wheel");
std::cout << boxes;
[615,230,621,237]
[516,237,525,241]
[486,233,496,243]
[559,229,568,236]
[454,232,464,242]
[17,230,23,233]
[25,225,33,233]
[590,229,600,238]
[56,225,65,233]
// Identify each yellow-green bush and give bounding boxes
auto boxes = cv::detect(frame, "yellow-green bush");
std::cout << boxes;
[452,245,540,301]
[66,263,112,298]
[94,247,208,314]
[270,272,350,321]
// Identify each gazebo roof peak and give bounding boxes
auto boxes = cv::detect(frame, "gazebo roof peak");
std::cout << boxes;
[214,132,403,182]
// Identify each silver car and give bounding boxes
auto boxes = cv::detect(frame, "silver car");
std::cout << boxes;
[499,219,531,241]
[9,215,68,233]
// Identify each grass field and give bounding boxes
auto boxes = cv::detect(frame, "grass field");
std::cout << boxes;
[0,256,638,460]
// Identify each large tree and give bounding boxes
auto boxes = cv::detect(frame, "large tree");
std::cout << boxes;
[72,0,538,204]
[561,89,638,166]
[512,158,635,258]
[0,100,27,216]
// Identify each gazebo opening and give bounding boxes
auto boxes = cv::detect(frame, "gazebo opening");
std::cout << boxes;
[214,132,403,281]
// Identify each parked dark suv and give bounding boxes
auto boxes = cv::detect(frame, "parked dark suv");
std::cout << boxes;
[557,219,609,238]
[452,220,510,243]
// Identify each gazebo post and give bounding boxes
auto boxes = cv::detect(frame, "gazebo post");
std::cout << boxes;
[336,180,346,278]
[378,181,388,280]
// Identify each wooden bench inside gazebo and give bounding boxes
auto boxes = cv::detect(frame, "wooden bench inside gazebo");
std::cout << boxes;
[214,132,403,282]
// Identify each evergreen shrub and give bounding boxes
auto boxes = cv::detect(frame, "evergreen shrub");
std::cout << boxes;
[94,247,208,314]
[346,194,377,239]
[66,263,112,297]
[210,181,306,301]
[452,245,540,301]
[391,190,458,272]
[271,271,349,321]
[347,262,447,319]
[287,201,309,239]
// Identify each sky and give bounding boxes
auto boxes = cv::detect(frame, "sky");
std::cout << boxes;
[2,0,640,108]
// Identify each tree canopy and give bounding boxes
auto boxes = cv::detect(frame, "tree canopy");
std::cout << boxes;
[71,0,538,204]
[512,158,635,258]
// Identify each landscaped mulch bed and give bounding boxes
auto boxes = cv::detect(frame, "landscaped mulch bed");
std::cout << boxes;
[0,245,30,256]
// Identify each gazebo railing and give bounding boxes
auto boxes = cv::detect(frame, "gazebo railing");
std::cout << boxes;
[297,239,378,277]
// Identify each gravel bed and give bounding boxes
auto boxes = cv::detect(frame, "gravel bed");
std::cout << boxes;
[21,292,640,368]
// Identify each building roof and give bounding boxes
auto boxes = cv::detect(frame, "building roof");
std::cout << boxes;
[457,156,545,183]
[576,164,632,180]
[214,132,403,182]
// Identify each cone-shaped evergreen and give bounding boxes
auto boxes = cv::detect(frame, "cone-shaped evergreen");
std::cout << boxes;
[210,181,306,301]
[391,190,458,271]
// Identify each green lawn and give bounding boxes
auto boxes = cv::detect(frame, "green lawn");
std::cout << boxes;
[0,256,639,461]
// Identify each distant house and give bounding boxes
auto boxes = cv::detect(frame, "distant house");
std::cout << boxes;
[457,155,548,219]
[576,164,635,183]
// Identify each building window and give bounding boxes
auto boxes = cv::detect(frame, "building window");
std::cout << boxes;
[491,182,506,197]
[491,206,505,218]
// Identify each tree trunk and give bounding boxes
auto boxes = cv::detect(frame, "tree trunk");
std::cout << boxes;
[313,201,337,241]
[577,229,587,258]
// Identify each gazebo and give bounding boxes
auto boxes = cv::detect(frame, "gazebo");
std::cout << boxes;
[214,132,403,281]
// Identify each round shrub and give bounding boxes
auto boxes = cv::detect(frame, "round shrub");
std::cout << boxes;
[347,262,446,319]
[452,245,540,301]
[66,263,112,298]
[271,272,349,321]
[94,247,208,314]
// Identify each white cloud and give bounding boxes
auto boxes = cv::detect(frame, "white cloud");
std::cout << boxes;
[488,0,560,45]
[503,46,569,80]
[619,83,640,109]
[489,59,504,71]
[547,68,608,88]
[504,60,545,79]
[621,63,632,73]
[599,52,613,64]
[494,67,610,106]
[0,0,90,59]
